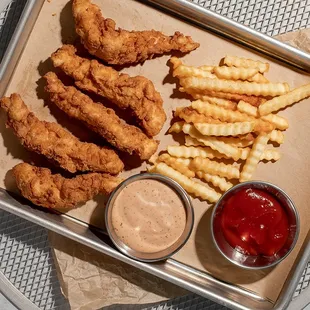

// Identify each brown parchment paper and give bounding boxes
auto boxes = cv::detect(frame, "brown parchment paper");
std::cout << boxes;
[2,0,310,306]
[48,232,187,310]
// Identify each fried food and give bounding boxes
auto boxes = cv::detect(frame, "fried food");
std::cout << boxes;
[152,162,221,202]
[13,163,121,209]
[45,72,158,160]
[170,57,216,79]
[237,100,289,130]
[157,154,195,178]
[185,135,254,148]
[0,94,123,174]
[168,121,185,133]
[72,0,199,65]
[181,77,289,96]
[213,66,259,81]
[51,45,166,137]
[190,157,240,179]
[175,106,222,124]
[258,83,310,115]
[167,145,227,159]
[196,171,233,192]
[270,130,284,144]
[182,124,242,160]
[240,134,269,182]
[223,56,269,73]
[181,87,266,107]
[155,55,292,201]
[194,121,255,136]
[192,100,274,132]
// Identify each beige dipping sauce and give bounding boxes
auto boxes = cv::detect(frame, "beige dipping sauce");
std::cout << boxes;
[111,179,186,253]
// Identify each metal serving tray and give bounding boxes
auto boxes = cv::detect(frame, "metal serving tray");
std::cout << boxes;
[1,1,310,309]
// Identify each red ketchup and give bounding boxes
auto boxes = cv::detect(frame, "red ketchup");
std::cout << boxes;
[220,188,289,256]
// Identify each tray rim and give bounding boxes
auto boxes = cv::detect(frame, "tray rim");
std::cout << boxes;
[0,0,310,309]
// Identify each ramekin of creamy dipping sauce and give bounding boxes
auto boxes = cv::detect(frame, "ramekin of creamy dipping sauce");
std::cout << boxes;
[211,181,299,270]
[105,173,194,262]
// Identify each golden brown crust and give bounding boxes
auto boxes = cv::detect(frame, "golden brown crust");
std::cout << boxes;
[44,72,159,160]
[72,0,199,65]
[51,45,166,136]
[0,94,124,174]
[13,163,121,209]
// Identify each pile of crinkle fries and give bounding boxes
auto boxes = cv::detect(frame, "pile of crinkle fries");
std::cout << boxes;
[149,55,310,203]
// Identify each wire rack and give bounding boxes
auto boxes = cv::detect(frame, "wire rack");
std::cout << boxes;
[192,0,310,37]
[0,1,310,309]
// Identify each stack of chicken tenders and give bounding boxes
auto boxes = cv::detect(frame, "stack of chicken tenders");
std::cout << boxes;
[0,0,199,209]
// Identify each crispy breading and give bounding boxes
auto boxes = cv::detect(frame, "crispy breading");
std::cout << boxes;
[72,0,199,65]
[13,163,121,209]
[0,94,123,174]
[44,72,159,160]
[51,45,166,136]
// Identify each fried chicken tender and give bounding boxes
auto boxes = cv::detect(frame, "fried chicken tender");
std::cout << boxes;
[44,72,158,160]
[72,0,199,65]
[51,45,166,137]
[13,163,122,209]
[0,94,123,174]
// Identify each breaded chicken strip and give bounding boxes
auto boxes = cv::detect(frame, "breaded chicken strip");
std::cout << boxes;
[45,72,158,160]
[0,94,123,174]
[72,0,199,65]
[51,45,166,137]
[13,163,121,209]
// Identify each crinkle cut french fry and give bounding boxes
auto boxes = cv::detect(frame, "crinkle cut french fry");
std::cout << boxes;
[181,77,289,96]
[250,73,269,83]
[269,130,284,144]
[169,121,185,133]
[168,145,227,159]
[198,65,214,71]
[240,134,269,182]
[192,100,253,123]
[224,56,270,73]
[237,100,258,117]
[232,105,287,131]
[241,133,255,141]
[175,157,192,167]
[182,124,241,160]
[214,66,259,81]
[153,163,221,202]
[190,157,240,179]
[169,57,182,69]
[217,136,254,148]
[261,114,289,130]
[157,154,195,178]
[253,119,275,133]
[176,107,222,124]
[259,83,310,115]
[170,57,216,79]
[148,153,158,164]
[194,121,255,136]
[181,87,265,107]
[191,94,237,110]
[185,135,204,147]
[196,171,233,192]
[262,149,281,161]
[174,106,185,117]
[192,101,273,133]
[240,148,281,161]
[175,66,216,79]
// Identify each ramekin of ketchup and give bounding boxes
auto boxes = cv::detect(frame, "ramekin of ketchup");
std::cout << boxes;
[211,181,299,269]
